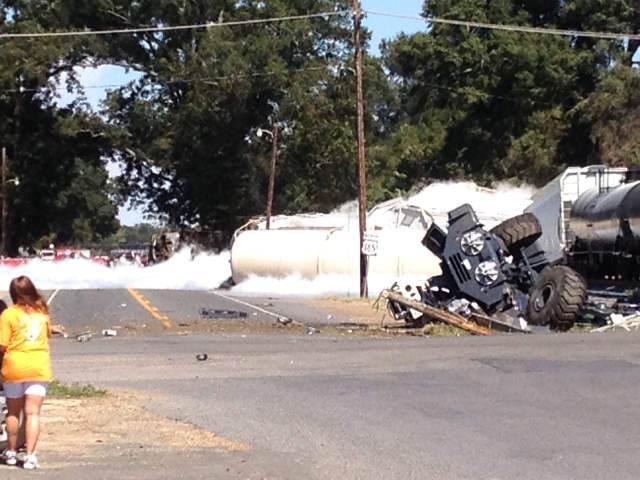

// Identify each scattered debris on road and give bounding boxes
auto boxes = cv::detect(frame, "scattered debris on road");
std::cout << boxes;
[199,308,248,319]
[76,331,93,342]
[196,353,208,361]
[379,290,495,336]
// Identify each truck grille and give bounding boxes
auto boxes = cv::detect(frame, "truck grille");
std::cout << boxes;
[449,253,471,284]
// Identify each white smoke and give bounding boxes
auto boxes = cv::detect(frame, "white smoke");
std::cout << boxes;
[229,273,402,298]
[260,181,535,232]
[0,249,232,292]
[407,181,535,229]
[0,182,535,297]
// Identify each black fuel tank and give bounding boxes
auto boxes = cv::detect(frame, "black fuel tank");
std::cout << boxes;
[569,181,640,253]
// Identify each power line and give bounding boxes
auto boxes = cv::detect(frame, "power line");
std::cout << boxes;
[0,10,350,39]
[0,7,636,42]
[365,9,640,41]
[0,65,331,94]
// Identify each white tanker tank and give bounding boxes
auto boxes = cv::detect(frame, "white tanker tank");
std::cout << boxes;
[230,202,442,284]
[229,188,528,287]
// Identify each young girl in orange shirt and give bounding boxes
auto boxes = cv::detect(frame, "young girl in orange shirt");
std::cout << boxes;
[0,276,52,469]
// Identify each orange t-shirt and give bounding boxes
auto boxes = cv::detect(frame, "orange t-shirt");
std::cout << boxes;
[0,305,52,383]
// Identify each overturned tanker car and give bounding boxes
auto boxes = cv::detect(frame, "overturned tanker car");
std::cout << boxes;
[384,165,640,333]
[147,229,229,264]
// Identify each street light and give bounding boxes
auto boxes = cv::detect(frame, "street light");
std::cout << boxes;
[256,122,290,230]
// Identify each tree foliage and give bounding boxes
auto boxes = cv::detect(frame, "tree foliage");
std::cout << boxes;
[379,0,640,188]
[0,1,120,254]
[0,0,639,252]
[87,0,364,229]
[575,65,640,166]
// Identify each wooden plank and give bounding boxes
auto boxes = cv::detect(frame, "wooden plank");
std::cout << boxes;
[380,290,494,336]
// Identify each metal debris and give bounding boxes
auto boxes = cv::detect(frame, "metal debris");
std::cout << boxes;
[76,332,93,342]
[591,313,640,333]
[380,290,494,336]
[199,308,248,319]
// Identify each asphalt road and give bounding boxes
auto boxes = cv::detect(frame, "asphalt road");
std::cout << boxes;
[30,289,640,479]
[44,288,358,334]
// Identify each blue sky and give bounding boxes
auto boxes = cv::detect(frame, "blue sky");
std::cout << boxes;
[362,0,425,54]
[64,2,426,225]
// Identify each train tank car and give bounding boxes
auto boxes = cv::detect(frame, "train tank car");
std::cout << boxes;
[569,181,640,253]
[525,165,640,283]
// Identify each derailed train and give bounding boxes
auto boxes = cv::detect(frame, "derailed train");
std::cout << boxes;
[388,165,640,331]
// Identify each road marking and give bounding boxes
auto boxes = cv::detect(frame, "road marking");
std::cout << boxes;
[126,287,173,328]
[209,291,282,319]
[47,288,60,306]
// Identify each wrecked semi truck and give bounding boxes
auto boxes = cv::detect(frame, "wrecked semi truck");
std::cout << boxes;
[147,229,229,264]
[385,165,640,332]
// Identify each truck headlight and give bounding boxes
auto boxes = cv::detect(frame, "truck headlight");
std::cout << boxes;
[460,230,485,256]
[474,261,499,286]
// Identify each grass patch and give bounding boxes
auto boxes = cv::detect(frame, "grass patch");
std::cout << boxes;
[570,324,595,333]
[48,380,107,398]
[421,324,470,336]
[319,296,373,305]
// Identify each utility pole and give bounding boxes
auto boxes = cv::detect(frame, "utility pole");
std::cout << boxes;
[1,147,7,257]
[353,0,368,298]
[265,123,279,230]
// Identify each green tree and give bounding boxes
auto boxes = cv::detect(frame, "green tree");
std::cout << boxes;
[0,1,121,254]
[574,65,640,166]
[379,0,640,188]
[2,0,395,246]
[92,0,390,228]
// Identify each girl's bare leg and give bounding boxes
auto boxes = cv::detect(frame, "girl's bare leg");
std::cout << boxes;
[23,394,44,455]
[5,396,25,451]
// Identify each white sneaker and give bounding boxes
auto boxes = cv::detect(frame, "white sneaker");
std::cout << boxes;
[3,449,17,466]
[22,453,38,469]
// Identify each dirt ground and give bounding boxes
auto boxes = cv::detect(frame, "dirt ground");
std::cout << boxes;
[302,296,390,325]
[38,390,250,469]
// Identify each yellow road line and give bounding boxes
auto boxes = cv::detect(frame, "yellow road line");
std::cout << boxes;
[126,287,172,328]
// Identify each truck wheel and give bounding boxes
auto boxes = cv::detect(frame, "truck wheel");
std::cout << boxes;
[490,213,542,251]
[526,266,586,331]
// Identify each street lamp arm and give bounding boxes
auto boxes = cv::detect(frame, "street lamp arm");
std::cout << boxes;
[256,127,274,139]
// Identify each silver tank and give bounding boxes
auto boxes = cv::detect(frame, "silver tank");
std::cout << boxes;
[569,181,640,253]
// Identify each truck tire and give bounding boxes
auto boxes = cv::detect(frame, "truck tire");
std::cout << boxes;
[526,266,586,331]
[490,213,542,251]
